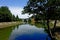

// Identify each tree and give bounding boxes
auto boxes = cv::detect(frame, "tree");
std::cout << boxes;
[46,0,60,33]
[22,0,53,38]
[22,0,60,39]
[12,15,16,21]
[0,6,12,22]
[22,0,46,21]
[15,15,19,21]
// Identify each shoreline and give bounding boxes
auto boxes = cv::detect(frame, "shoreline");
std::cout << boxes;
[0,21,22,28]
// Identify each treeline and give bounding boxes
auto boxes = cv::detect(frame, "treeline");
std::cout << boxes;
[0,6,21,22]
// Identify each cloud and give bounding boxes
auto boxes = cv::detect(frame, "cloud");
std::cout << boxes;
[9,7,23,16]
[9,7,31,19]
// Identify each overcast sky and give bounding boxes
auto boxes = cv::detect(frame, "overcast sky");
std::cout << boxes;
[0,0,32,19]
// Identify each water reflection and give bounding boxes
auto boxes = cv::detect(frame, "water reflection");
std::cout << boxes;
[0,25,18,40]
[9,24,51,40]
[0,27,13,40]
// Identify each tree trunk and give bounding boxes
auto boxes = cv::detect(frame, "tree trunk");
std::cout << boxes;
[46,19,52,39]
[50,20,57,40]
[52,20,57,37]
[53,20,57,31]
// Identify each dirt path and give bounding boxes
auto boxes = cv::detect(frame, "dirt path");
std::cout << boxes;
[0,22,22,28]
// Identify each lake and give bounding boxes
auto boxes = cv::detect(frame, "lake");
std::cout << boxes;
[0,23,51,40]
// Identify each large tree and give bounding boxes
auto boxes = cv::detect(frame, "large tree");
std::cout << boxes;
[22,0,60,39]
[0,6,12,22]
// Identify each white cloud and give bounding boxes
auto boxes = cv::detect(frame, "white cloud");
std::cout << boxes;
[9,7,32,19]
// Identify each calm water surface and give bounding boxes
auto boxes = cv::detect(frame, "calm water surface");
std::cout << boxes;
[0,23,51,40]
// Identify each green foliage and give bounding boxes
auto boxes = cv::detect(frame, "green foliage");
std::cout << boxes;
[12,15,16,21]
[12,15,21,21]
[15,15,19,21]
[23,0,60,20]
[0,6,21,22]
[0,6,12,22]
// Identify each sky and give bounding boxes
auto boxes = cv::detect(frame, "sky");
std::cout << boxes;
[0,0,32,19]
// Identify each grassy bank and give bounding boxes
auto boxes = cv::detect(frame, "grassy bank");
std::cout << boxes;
[0,21,22,28]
